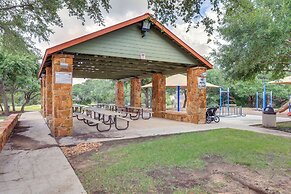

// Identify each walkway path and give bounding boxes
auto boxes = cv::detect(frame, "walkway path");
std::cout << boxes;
[0,112,86,194]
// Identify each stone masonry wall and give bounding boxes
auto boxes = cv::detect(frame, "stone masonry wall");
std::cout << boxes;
[0,114,19,152]
[51,54,74,137]
[152,73,166,116]
[115,80,125,107]
[42,76,46,117]
[186,67,207,124]
[45,67,52,126]
[130,78,141,107]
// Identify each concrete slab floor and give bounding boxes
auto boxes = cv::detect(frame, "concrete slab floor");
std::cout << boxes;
[0,112,86,194]
[57,113,291,146]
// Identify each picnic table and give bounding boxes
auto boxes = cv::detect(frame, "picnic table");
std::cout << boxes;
[117,106,152,120]
[75,106,131,132]
[72,104,85,115]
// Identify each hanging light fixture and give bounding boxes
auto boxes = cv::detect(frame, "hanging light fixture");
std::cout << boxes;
[141,20,151,37]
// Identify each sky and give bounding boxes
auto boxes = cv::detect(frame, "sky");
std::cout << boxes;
[35,0,217,84]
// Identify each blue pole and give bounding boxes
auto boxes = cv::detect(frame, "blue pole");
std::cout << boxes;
[219,88,222,111]
[263,83,266,110]
[256,92,259,110]
[227,88,230,115]
[270,91,272,107]
[177,86,180,112]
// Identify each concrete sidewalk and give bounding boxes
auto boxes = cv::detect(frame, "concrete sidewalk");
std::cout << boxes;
[0,112,86,194]
[58,113,291,146]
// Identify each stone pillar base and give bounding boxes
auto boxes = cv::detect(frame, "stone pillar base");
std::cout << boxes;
[130,78,141,107]
[115,80,125,107]
[186,67,207,124]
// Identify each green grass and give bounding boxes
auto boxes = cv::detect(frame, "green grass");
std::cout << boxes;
[0,115,7,121]
[77,128,291,193]
[15,104,41,112]
[277,121,291,129]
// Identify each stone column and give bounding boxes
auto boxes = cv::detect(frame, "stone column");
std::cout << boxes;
[186,67,207,124]
[130,78,141,107]
[45,67,53,125]
[115,80,125,107]
[51,54,74,137]
[152,73,166,117]
[42,75,46,117]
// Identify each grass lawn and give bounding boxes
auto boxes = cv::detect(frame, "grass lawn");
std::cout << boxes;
[15,104,41,112]
[74,128,291,193]
[277,121,291,129]
[0,115,7,121]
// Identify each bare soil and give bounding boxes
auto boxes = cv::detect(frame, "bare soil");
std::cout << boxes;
[148,155,291,194]
[65,137,291,194]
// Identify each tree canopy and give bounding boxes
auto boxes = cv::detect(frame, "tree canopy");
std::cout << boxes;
[0,0,289,80]
[0,50,39,115]
[214,0,290,80]
[0,0,111,53]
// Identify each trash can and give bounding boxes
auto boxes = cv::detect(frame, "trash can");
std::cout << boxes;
[262,106,276,128]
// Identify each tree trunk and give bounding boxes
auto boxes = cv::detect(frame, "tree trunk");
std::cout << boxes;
[11,92,15,112]
[0,103,3,112]
[0,80,9,115]
[183,89,187,108]
[20,101,28,112]
[248,96,254,107]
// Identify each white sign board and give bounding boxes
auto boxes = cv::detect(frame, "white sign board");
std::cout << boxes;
[55,72,72,84]
[198,77,206,89]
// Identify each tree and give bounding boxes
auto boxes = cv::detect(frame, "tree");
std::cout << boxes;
[0,51,39,115]
[214,0,290,80]
[0,0,227,53]
[0,0,111,53]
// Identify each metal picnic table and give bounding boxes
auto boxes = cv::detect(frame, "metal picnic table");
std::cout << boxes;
[117,106,152,120]
[81,106,130,131]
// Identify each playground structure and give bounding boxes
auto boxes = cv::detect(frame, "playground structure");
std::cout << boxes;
[277,96,291,116]
[255,84,273,111]
[142,74,220,112]
[219,88,245,117]
[269,76,291,116]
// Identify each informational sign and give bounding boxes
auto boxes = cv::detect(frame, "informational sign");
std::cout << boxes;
[60,58,69,69]
[55,72,72,84]
[140,53,146,59]
[198,77,206,89]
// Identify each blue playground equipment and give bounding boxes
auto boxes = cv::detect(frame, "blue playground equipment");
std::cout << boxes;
[177,86,181,112]
[255,83,272,111]
[219,88,230,114]
[219,88,245,116]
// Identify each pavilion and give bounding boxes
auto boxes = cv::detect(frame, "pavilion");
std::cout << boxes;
[38,13,213,137]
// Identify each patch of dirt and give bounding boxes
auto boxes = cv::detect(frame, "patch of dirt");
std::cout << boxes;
[61,142,102,170]
[61,142,102,157]
[148,155,291,194]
